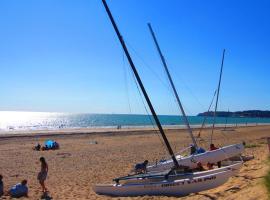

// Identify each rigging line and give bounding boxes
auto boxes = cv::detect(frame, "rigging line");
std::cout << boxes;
[122,51,132,113]
[206,125,232,150]
[196,89,217,139]
[160,60,210,122]
[210,49,226,144]
[126,41,198,122]
[147,23,197,148]
[206,120,231,148]
[165,60,208,111]
[130,70,168,155]
[125,41,172,91]
[219,129,231,143]
[224,108,230,130]
[126,41,183,118]
[217,111,232,145]
[125,57,144,115]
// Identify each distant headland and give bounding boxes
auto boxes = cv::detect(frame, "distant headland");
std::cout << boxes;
[197,110,270,118]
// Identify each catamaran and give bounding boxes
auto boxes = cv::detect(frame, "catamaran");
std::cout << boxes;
[146,24,244,172]
[94,163,240,196]
[147,143,243,172]
[94,0,242,197]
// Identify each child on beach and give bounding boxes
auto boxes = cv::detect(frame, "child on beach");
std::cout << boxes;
[0,174,3,197]
[38,157,48,193]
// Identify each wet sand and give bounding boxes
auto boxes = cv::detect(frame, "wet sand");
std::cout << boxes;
[0,125,269,200]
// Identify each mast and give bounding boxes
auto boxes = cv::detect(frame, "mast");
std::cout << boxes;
[101,0,180,168]
[147,23,198,148]
[210,49,226,143]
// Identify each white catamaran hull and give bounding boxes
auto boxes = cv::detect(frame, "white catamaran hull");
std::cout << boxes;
[124,161,242,185]
[94,169,233,197]
[147,143,244,172]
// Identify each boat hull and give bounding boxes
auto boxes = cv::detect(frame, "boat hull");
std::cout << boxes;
[123,161,241,185]
[147,143,244,172]
[94,169,233,197]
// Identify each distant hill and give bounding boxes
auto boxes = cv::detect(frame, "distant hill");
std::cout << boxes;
[197,110,270,118]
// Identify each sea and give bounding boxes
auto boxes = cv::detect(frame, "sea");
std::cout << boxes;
[0,111,270,133]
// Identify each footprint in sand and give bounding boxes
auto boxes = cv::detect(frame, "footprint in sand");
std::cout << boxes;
[56,152,71,158]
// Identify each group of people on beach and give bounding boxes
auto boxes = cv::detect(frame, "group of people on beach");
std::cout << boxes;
[33,140,60,151]
[0,157,48,198]
[190,143,222,170]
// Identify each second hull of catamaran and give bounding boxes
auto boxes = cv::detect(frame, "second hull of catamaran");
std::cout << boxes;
[124,161,242,184]
[147,143,244,172]
[94,169,234,197]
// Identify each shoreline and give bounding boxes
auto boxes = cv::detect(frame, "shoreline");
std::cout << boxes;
[0,123,269,139]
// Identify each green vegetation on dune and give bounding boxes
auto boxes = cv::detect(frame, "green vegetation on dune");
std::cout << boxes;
[245,144,261,148]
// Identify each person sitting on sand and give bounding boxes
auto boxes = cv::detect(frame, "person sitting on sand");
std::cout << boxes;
[134,160,148,174]
[33,143,41,151]
[8,179,28,198]
[38,157,48,193]
[52,141,59,150]
[0,174,3,197]
[41,145,48,151]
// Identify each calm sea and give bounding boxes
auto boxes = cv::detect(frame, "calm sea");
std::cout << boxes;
[0,111,270,132]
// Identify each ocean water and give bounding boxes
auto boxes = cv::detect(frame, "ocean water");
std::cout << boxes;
[0,111,270,132]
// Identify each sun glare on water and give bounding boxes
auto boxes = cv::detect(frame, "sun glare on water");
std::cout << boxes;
[0,111,62,131]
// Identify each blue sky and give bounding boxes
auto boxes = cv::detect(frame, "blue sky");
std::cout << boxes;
[0,0,269,115]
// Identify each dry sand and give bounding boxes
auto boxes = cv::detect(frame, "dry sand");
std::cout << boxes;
[0,125,269,200]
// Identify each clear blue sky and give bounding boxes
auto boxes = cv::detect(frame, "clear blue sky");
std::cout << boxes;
[0,0,269,115]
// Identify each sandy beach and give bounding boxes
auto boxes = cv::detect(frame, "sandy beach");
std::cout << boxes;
[0,125,269,200]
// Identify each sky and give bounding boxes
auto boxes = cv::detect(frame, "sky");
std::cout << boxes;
[0,0,269,115]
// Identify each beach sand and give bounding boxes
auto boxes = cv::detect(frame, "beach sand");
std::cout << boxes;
[0,125,269,200]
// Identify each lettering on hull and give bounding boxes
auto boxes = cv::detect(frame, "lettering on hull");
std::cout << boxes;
[161,175,217,188]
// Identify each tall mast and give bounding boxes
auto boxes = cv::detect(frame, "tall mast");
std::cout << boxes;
[101,0,180,168]
[147,23,198,148]
[210,49,226,143]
